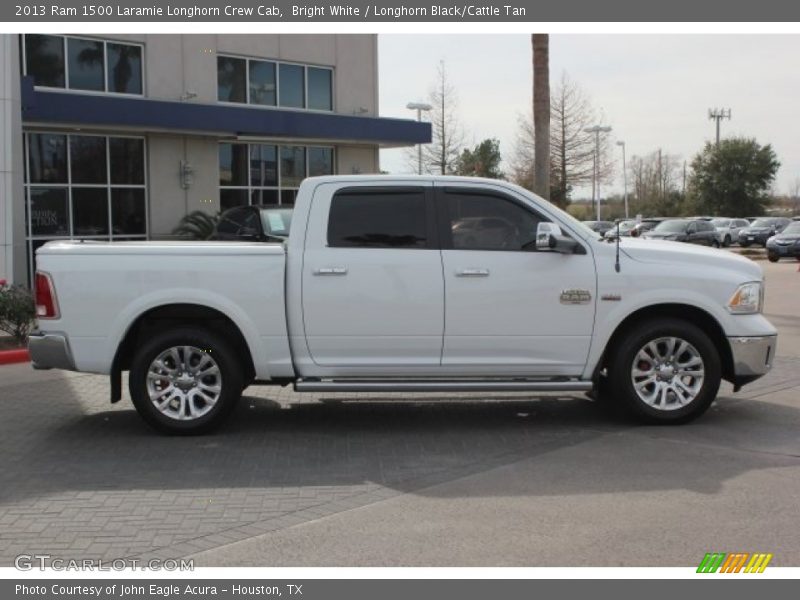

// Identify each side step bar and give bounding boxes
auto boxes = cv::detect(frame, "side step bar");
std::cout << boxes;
[294,379,593,393]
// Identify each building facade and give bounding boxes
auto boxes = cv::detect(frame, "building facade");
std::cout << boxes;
[0,34,429,284]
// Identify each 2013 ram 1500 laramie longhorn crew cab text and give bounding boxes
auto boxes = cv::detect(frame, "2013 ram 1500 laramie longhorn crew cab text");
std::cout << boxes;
[28,176,777,434]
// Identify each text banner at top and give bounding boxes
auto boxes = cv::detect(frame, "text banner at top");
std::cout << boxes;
[5,0,800,22]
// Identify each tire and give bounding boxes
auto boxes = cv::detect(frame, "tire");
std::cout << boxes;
[711,240,720,248]
[129,327,244,435]
[768,253,779,263]
[607,318,721,424]
[723,235,731,247]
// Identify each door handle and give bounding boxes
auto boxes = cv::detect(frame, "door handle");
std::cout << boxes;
[455,268,490,277]
[314,267,348,276]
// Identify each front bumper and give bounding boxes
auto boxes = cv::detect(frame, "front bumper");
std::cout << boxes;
[766,243,800,257]
[728,335,776,382]
[28,331,76,371]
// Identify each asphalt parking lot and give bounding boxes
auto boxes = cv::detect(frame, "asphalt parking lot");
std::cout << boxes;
[0,258,798,567]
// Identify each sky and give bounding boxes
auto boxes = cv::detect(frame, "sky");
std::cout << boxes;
[378,34,800,198]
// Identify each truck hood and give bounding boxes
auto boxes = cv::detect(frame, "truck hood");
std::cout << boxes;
[619,238,762,280]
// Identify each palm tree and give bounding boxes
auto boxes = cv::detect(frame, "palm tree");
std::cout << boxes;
[532,34,550,200]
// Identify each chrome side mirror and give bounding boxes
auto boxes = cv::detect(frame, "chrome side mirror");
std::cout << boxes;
[535,222,578,254]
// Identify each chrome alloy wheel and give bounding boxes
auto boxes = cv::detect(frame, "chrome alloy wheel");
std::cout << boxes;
[630,336,705,411]
[146,346,222,420]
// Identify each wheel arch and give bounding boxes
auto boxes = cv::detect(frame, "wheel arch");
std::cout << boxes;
[595,303,735,384]
[110,303,256,402]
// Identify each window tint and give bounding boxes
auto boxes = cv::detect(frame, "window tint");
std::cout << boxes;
[29,188,69,236]
[307,67,332,111]
[109,138,145,184]
[107,43,142,94]
[279,63,305,108]
[249,60,276,106]
[445,191,543,251]
[70,136,107,184]
[280,146,305,188]
[111,189,146,235]
[328,190,428,249]
[250,144,278,187]
[220,189,248,212]
[217,56,246,103]
[216,208,251,235]
[24,34,65,88]
[308,147,334,176]
[219,143,249,186]
[28,133,67,183]
[67,38,104,91]
[72,188,109,236]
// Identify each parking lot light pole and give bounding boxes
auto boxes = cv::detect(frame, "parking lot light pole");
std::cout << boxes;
[585,125,612,220]
[406,102,432,175]
[617,140,629,218]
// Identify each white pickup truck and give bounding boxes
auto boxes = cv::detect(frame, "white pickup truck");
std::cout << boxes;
[29,176,777,434]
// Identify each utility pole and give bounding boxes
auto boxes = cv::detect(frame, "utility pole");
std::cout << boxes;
[584,125,612,220]
[617,140,628,218]
[708,108,731,145]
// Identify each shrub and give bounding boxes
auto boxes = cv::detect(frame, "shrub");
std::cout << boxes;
[0,281,36,346]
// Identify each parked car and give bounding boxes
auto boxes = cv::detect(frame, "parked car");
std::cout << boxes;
[29,175,776,433]
[738,217,792,247]
[211,204,293,242]
[766,221,800,262]
[582,220,615,236]
[630,217,667,238]
[710,218,751,247]
[603,219,638,240]
[641,218,720,247]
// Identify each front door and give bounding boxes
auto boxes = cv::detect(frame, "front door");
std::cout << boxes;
[437,186,596,377]
[301,183,444,369]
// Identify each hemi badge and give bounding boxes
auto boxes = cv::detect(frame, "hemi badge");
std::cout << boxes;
[601,294,622,301]
[560,289,592,304]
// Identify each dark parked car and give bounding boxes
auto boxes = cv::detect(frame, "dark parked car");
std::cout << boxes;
[582,220,615,236]
[211,204,293,242]
[738,217,792,247]
[766,221,800,262]
[630,217,667,237]
[641,218,720,247]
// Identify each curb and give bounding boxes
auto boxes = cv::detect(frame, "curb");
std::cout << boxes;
[0,348,30,365]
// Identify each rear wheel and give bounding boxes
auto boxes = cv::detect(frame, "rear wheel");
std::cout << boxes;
[129,328,243,435]
[711,239,720,248]
[723,235,731,247]
[607,319,721,424]
[768,253,780,263]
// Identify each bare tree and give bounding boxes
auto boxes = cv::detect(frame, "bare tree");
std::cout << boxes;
[510,72,611,207]
[532,34,550,199]
[418,60,465,175]
[629,149,685,216]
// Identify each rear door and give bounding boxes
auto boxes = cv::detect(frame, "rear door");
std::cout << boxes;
[301,184,445,368]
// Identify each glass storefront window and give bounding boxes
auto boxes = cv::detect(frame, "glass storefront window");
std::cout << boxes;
[29,188,69,236]
[307,67,333,111]
[250,144,278,187]
[107,43,143,94]
[109,138,145,185]
[70,136,107,184]
[278,63,305,108]
[112,189,147,235]
[27,133,67,184]
[249,60,276,106]
[72,188,110,236]
[24,34,65,88]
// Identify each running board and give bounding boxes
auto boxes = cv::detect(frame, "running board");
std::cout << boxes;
[294,379,593,393]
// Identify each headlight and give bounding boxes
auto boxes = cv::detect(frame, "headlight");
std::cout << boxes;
[727,281,763,314]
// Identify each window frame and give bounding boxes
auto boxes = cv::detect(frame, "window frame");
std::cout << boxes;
[326,186,438,250]
[216,52,334,112]
[22,34,145,97]
[218,142,335,211]
[23,131,148,283]
[436,186,578,253]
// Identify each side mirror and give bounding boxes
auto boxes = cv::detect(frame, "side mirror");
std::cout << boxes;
[535,222,578,254]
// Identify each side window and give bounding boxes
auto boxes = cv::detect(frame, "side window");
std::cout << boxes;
[444,190,543,251]
[328,189,429,249]
[687,222,697,233]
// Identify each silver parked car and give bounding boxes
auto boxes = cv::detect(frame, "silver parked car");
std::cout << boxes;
[710,218,750,247]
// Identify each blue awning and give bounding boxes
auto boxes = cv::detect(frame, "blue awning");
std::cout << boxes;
[21,77,431,147]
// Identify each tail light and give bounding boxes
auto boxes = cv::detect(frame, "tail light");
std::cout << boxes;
[34,271,59,319]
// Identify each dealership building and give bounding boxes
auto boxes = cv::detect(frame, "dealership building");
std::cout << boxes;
[0,34,430,284]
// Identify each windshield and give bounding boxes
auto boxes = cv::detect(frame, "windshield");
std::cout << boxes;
[782,223,800,234]
[750,218,775,227]
[711,218,730,227]
[259,208,294,237]
[654,220,689,233]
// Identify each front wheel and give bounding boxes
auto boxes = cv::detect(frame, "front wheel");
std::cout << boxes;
[768,253,779,263]
[723,235,731,247]
[607,319,721,424]
[129,328,244,435]
[711,239,721,248]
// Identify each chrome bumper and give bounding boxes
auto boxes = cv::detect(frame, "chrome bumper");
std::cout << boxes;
[28,332,76,371]
[728,335,776,378]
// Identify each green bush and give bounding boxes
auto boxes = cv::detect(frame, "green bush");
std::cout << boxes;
[0,281,36,346]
